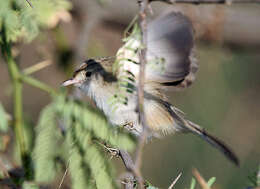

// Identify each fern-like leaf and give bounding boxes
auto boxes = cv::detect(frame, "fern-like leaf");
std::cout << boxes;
[33,104,62,183]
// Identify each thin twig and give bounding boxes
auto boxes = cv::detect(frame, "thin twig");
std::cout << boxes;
[119,150,135,171]
[192,168,211,189]
[150,0,260,4]
[57,160,69,189]
[120,172,135,189]
[119,150,135,189]
[97,142,135,189]
[20,74,57,95]
[25,0,33,8]
[134,0,149,188]
[96,141,120,158]
[168,172,182,189]
[23,60,52,75]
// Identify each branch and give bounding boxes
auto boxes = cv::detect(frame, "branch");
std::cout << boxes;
[23,60,52,75]
[168,172,182,189]
[25,0,33,8]
[192,168,211,189]
[1,30,26,162]
[97,142,136,189]
[150,0,260,4]
[119,150,135,189]
[120,150,135,171]
[20,75,57,96]
[134,0,149,188]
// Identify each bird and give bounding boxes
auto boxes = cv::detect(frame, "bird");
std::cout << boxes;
[62,12,239,166]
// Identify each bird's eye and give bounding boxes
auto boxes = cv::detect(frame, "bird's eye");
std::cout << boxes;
[85,72,92,77]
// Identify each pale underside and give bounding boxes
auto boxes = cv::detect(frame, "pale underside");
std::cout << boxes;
[79,73,184,137]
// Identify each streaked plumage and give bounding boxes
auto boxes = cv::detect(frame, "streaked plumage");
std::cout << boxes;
[62,12,239,166]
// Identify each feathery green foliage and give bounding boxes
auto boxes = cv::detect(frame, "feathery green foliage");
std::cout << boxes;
[33,104,62,183]
[33,94,135,188]
[0,0,71,43]
[22,181,39,189]
[67,125,96,189]
[56,95,136,149]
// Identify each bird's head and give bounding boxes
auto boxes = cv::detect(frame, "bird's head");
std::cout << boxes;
[62,59,104,88]
[62,57,116,90]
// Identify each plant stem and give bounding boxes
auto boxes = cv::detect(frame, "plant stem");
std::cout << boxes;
[23,60,52,75]
[2,39,26,159]
[20,74,58,96]
[134,0,149,188]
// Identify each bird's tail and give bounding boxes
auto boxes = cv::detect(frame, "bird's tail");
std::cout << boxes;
[184,120,239,166]
[169,106,239,166]
[150,95,239,166]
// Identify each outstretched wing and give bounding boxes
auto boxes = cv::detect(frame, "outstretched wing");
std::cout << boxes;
[116,12,198,90]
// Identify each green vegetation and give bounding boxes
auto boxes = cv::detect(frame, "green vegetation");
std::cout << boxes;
[0,0,134,188]
[0,0,259,189]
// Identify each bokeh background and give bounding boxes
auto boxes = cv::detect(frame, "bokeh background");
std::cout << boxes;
[0,0,260,188]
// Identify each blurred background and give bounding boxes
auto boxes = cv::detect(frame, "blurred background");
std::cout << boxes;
[0,0,260,188]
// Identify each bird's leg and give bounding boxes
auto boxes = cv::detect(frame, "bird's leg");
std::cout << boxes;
[97,141,120,158]
[122,122,140,133]
[94,139,137,188]
[105,146,120,157]
[122,122,133,129]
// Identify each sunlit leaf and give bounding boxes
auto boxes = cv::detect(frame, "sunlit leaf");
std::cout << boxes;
[190,177,196,189]
[0,103,9,133]
[207,177,216,187]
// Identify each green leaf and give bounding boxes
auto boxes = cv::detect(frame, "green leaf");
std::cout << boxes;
[33,94,135,188]
[146,186,159,189]
[0,103,9,132]
[207,177,216,187]
[84,143,116,189]
[55,96,135,151]
[67,122,117,189]
[22,182,39,189]
[33,104,62,183]
[67,127,96,189]
[190,177,196,189]
[0,0,71,43]
[145,181,159,189]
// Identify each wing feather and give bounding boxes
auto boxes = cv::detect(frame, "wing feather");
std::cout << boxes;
[116,11,198,90]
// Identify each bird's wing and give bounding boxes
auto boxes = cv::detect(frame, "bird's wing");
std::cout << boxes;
[115,12,198,90]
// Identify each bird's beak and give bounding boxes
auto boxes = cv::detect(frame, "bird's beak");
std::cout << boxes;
[62,78,80,87]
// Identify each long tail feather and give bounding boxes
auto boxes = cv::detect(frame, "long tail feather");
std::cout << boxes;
[169,105,239,166]
[185,120,239,166]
